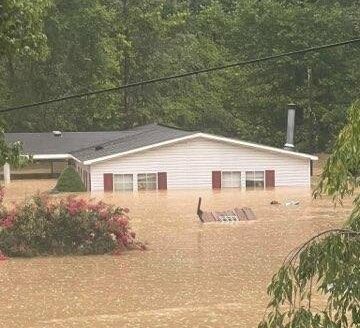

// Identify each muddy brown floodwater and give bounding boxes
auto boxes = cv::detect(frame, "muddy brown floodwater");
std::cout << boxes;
[0,180,354,328]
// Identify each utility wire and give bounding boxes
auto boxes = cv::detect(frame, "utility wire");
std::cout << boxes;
[1,37,360,114]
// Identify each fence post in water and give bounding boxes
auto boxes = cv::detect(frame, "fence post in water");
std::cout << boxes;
[3,163,10,185]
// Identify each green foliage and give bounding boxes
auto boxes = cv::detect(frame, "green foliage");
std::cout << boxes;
[0,130,25,167]
[0,0,50,168]
[0,123,30,168]
[1,0,359,153]
[259,228,360,328]
[259,102,360,328]
[315,101,360,201]
[0,0,51,59]
[55,167,86,192]
[202,0,359,150]
[0,194,143,257]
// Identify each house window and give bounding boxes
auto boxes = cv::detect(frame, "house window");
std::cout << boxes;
[114,174,133,192]
[222,171,241,188]
[246,171,265,189]
[137,173,157,191]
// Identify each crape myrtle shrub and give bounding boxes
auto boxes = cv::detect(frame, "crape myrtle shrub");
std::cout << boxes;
[0,188,145,258]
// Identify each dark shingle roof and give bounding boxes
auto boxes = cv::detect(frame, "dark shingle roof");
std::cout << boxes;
[4,124,197,161]
[4,131,132,155]
[71,124,196,162]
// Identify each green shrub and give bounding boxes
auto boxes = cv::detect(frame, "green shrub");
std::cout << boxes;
[55,167,86,192]
[0,193,145,257]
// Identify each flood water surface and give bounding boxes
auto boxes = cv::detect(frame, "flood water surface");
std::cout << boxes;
[0,181,353,328]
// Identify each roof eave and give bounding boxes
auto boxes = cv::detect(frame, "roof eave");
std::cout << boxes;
[32,154,82,162]
[198,133,319,161]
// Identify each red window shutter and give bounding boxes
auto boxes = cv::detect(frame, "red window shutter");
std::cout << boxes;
[158,172,167,190]
[212,171,221,189]
[265,170,275,188]
[103,173,113,192]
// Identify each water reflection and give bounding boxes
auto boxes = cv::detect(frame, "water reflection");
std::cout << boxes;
[0,180,353,328]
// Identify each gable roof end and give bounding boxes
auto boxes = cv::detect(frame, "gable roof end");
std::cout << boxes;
[81,131,318,165]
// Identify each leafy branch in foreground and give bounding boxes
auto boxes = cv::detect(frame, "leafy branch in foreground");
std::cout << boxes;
[314,101,360,203]
[259,101,360,328]
[0,127,28,168]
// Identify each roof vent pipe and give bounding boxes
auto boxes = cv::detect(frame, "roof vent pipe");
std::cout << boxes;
[284,103,296,150]
[52,131,62,137]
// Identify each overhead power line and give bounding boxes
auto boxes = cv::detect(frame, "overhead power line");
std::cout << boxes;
[1,37,360,114]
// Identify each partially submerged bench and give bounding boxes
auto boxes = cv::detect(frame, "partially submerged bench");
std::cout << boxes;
[196,197,256,223]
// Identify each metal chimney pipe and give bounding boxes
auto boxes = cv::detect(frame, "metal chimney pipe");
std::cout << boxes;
[284,103,296,150]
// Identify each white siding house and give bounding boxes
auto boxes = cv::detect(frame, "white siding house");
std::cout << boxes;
[89,136,313,192]
[4,124,317,191]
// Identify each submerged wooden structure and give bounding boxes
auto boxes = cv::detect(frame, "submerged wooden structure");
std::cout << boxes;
[196,197,256,223]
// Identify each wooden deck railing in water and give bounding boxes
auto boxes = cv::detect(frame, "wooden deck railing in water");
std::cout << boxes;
[197,197,256,223]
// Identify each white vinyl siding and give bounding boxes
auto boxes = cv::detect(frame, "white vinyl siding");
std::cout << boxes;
[90,137,311,191]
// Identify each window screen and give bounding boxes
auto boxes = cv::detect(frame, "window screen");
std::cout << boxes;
[222,171,241,188]
[114,174,133,192]
[137,173,157,191]
[246,171,264,189]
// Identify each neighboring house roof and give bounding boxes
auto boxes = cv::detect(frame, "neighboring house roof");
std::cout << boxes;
[4,130,141,158]
[4,123,318,164]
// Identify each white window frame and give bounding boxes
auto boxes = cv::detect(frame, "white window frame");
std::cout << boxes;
[113,174,134,192]
[221,171,242,188]
[245,171,265,189]
[137,173,157,191]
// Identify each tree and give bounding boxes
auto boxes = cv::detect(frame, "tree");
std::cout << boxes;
[109,0,193,128]
[1,0,191,131]
[0,0,359,154]
[0,127,25,167]
[0,0,51,59]
[0,0,119,131]
[0,0,51,167]
[197,0,360,151]
[259,101,360,328]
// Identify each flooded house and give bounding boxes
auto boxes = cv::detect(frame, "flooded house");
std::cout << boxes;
[4,120,317,192]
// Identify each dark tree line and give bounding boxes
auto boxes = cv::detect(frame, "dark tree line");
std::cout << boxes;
[0,0,359,153]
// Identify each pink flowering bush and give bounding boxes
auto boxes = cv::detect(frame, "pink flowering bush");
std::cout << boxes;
[0,189,145,257]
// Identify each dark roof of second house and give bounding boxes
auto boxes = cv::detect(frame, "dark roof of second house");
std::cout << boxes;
[5,131,132,155]
[4,124,197,160]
